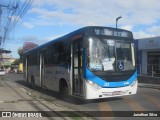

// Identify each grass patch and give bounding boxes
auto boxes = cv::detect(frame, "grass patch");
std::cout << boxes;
[0,76,5,80]
[4,100,18,103]
[68,112,82,117]
[67,111,93,120]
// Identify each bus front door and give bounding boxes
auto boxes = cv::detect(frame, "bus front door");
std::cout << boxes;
[25,56,29,82]
[72,40,84,97]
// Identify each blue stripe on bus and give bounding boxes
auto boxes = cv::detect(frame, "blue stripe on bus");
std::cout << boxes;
[85,68,137,88]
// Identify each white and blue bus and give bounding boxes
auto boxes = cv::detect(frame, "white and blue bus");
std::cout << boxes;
[23,26,137,99]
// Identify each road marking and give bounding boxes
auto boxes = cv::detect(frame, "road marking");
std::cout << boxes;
[124,97,146,111]
[99,102,112,111]
[0,101,4,103]
[21,88,32,95]
[99,102,114,118]
[141,93,160,108]
[21,88,27,92]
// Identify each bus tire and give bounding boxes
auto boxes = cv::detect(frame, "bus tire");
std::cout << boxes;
[62,85,69,96]
[60,79,69,96]
[31,76,36,90]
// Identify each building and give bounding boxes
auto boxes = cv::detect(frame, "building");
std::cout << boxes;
[135,36,160,77]
[0,49,14,72]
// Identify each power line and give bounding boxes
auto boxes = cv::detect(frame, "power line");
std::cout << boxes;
[0,0,34,47]
[9,0,33,33]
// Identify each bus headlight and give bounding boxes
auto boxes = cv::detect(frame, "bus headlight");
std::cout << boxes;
[86,80,102,90]
[130,80,137,87]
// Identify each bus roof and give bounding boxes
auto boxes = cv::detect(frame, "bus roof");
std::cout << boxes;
[23,26,133,55]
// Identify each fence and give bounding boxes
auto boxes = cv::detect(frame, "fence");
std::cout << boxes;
[137,64,160,84]
[137,64,160,77]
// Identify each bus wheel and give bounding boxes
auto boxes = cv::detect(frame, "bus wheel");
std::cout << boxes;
[60,80,69,96]
[62,85,69,96]
[31,76,35,90]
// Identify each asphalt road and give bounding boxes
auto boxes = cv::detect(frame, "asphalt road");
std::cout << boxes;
[2,73,160,120]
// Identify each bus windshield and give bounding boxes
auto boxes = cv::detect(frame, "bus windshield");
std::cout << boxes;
[87,37,135,71]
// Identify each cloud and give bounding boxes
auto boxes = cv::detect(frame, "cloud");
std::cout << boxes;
[22,35,38,42]
[23,22,34,29]
[133,31,155,39]
[133,25,160,39]
[8,0,160,58]
[147,26,160,36]
[24,0,160,39]
[32,0,56,7]
[29,0,160,27]
[37,34,66,45]
[20,34,65,45]
[121,25,133,31]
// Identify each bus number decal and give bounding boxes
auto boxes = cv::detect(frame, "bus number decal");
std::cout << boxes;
[124,81,129,85]
[104,82,109,87]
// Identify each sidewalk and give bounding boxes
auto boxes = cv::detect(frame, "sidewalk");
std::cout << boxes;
[138,75,160,84]
[138,83,160,90]
[0,77,93,119]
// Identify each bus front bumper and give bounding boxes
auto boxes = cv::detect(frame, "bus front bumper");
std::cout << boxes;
[85,80,138,99]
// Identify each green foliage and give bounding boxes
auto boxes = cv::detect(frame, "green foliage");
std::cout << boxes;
[18,47,24,56]
[3,65,11,68]
[12,58,21,65]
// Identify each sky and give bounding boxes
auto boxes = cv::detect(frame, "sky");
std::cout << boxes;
[2,0,160,58]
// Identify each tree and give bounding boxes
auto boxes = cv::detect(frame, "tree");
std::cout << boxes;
[12,58,21,65]
[18,47,24,56]
[23,41,38,52]
[18,42,38,59]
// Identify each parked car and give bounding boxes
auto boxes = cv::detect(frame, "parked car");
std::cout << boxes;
[0,70,5,75]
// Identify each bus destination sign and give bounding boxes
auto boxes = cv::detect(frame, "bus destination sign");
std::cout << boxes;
[94,28,132,38]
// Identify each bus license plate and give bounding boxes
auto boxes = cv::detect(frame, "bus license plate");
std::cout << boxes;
[112,91,121,95]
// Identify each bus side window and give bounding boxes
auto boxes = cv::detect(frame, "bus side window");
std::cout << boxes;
[65,42,71,65]
[54,43,59,64]
[59,42,64,63]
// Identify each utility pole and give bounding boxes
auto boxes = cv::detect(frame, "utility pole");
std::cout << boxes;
[0,4,8,45]
[0,4,9,26]
[0,4,8,70]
